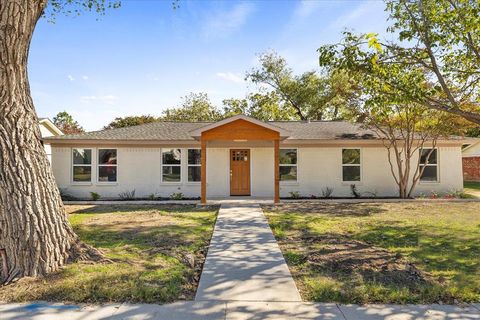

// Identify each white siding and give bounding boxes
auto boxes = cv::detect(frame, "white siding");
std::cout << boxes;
[51,145,464,199]
[463,142,480,157]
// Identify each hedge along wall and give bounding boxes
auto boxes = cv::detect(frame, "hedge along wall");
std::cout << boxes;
[463,156,480,182]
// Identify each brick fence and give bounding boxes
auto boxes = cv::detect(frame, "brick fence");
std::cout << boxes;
[463,156,480,182]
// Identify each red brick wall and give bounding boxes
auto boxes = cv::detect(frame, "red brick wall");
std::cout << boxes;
[463,156,480,182]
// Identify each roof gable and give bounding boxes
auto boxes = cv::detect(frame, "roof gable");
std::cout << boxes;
[190,115,290,139]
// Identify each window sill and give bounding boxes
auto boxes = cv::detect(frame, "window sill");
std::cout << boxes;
[96,182,119,186]
[419,181,440,184]
[160,182,183,186]
[280,181,300,186]
[71,182,93,186]
[185,182,201,186]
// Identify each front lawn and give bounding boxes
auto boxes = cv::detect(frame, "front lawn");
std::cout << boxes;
[263,202,480,304]
[465,181,480,198]
[0,204,218,303]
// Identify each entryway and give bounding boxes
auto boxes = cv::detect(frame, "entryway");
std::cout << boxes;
[230,149,251,196]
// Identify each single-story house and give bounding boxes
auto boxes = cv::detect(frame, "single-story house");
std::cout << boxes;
[43,115,464,203]
[462,139,480,182]
[39,117,63,162]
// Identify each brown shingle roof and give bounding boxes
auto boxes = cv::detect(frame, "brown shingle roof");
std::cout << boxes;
[42,120,381,141]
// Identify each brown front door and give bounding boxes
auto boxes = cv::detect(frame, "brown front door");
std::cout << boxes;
[230,149,250,196]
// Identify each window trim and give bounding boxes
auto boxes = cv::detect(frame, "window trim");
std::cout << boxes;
[71,147,93,185]
[419,148,440,183]
[97,148,118,184]
[161,148,182,183]
[279,148,298,182]
[341,148,362,183]
[187,148,201,183]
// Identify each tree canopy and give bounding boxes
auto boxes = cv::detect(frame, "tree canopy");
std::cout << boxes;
[246,52,358,121]
[53,111,85,134]
[318,0,480,125]
[104,115,159,129]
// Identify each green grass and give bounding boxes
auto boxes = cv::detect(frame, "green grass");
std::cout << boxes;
[464,181,480,198]
[0,204,218,303]
[263,202,480,304]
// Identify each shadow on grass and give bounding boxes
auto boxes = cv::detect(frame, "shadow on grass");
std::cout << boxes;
[67,204,219,215]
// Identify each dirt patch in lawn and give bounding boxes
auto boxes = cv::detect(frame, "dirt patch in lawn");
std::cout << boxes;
[293,233,432,288]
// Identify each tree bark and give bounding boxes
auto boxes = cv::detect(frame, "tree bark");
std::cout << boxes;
[0,0,101,284]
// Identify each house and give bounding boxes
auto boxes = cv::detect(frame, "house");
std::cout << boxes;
[42,115,464,203]
[462,139,480,182]
[39,117,63,162]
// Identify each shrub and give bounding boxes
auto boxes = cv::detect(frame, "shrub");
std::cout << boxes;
[118,189,136,200]
[350,184,361,198]
[289,191,300,199]
[147,193,157,200]
[321,187,334,198]
[170,192,184,200]
[59,188,75,201]
[90,192,100,201]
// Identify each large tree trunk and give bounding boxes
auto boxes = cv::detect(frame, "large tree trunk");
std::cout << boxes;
[0,0,100,284]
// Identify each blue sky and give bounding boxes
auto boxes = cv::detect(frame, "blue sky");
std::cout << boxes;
[30,0,390,131]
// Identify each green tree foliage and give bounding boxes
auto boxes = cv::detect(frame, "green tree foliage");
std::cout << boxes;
[104,115,159,129]
[318,0,480,124]
[222,92,297,121]
[53,111,85,134]
[161,92,222,121]
[246,52,359,121]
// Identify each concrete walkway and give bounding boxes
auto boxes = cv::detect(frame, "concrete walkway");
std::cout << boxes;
[195,204,301,301]
[1,301,479,319]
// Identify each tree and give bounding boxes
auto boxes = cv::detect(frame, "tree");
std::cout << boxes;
[246,52,358,121]
[53,111,85,134]
[104,115,159,129]
[318,0,480,125]
[161,92,222,121]
[222,92,297,121]
[0,1,118,284]
[362,102,465,198]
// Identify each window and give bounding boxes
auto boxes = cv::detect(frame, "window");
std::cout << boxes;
[342,149,361,181]
[72,148,92,182]
[98,149,117,182]
[419,148,438,182]
[162,148,181,182]
[279,149,297,181]
[188,149,201,182]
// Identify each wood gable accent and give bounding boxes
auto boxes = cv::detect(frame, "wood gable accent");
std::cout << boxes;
[201,119,280,141]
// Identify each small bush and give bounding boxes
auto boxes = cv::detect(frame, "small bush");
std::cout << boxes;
[289,191,300,199]
[147,193,157,200]
[350,184,361,198]
[118,189,136,200]
[170,192,184,200]
[59,188,75,201]
[321,187,334,198]
[90,192,100,201]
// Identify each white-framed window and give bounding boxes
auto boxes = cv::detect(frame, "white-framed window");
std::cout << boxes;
[419,148,438,182]
[279,149,297,181]
[72,148,92,182]
[162,148,182,182]
[342,148,361,182]
[188,149,201,182]
[98,149,117,182]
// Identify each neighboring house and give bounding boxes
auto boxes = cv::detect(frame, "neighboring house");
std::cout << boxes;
[39,117,63,162]
[462,139,480,182]
[43,115,464,202]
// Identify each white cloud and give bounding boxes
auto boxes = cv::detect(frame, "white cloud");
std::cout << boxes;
[293,0,323,19]
[82,75,89,80]
[202,3,255,39]
[67,75,75,81]
[216,72,244,84]
[80,95,118,105]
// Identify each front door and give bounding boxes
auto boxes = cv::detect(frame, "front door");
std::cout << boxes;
[230,149,250,196]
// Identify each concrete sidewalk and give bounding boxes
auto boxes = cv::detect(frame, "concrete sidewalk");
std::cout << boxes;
[1,301,479,319]
[195,204,301,301]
